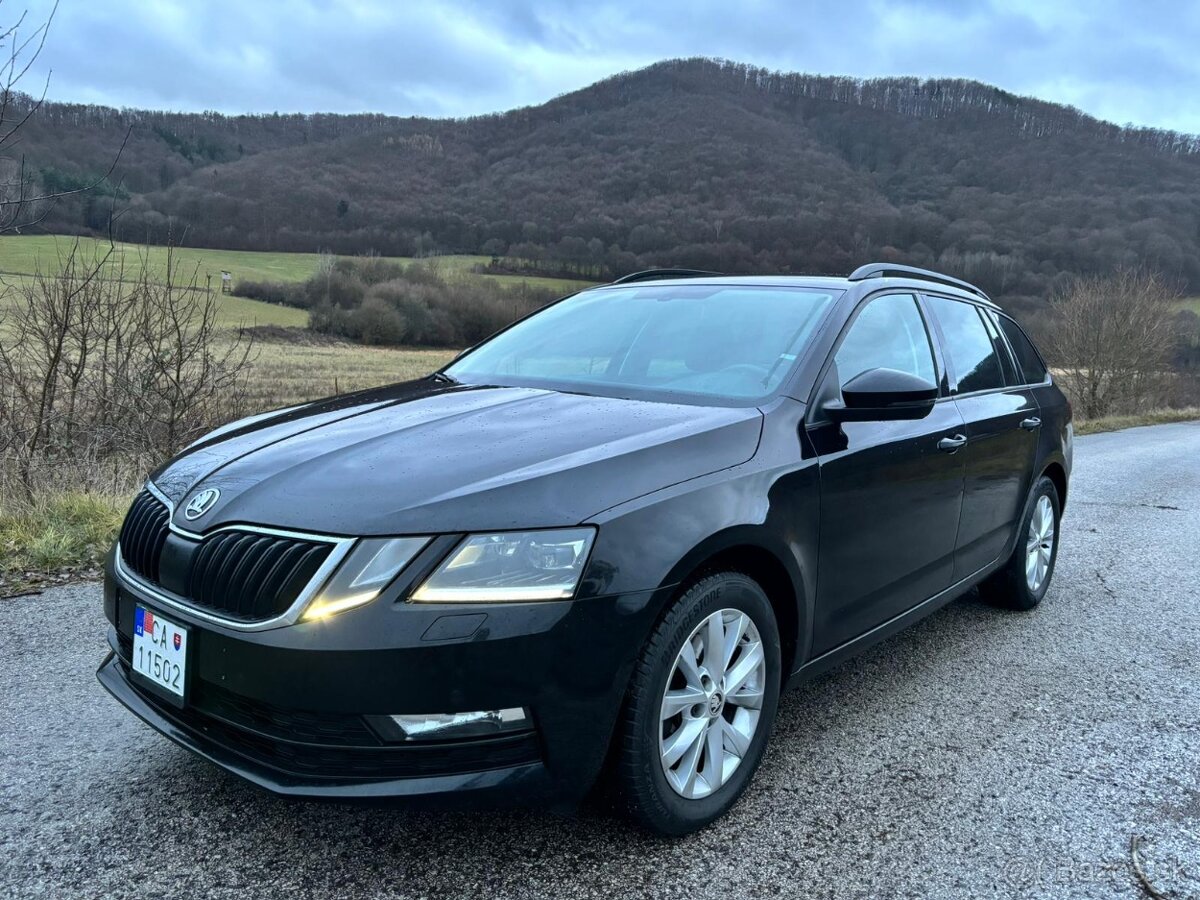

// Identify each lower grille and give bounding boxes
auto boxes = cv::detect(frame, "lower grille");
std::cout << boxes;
[185,530,334,621]
[196,680,379,747]
[118,658,541,780]
[198,716,541,779]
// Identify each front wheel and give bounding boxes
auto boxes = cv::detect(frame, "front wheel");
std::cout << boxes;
[614,573,781,836]
[980,475,1061,610]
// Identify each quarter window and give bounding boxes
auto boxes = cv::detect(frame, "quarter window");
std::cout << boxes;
[834,294,937,388]
[994,314,1048,385]
[926,297,1005,394]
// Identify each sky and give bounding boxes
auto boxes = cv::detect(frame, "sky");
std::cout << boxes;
[10,0,1200,133]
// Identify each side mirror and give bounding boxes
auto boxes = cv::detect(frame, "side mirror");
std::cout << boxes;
[825,368,937,422]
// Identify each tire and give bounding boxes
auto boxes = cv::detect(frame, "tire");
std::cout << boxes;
[980,475,1061,611]
[614,572,782,836]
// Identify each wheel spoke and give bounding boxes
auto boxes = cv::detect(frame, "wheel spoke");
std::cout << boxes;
[662,716,706,768]
[721,717,752,757]
[724,641,764,696]
[661,686,706,720]
[677,639,704,689]
[704,612,726,678]
[672,723,705,796]
[727,685,763,710]
[703,719,725,791]
[721,612,750,675]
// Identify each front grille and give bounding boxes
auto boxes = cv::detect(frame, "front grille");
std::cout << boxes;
[118,491,171,584]
[185,529,333,621]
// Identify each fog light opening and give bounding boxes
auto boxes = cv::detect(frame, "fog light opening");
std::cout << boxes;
[367,707,531,742]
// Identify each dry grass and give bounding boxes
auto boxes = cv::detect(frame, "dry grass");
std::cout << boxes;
[0,490,128,597]
[1073,406,1200,435]
[242,338,456,410]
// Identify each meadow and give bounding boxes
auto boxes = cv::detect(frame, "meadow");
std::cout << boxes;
[0,235,589,302]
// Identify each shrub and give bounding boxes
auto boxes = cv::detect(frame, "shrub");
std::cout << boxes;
[296,260,560,347]
[0,239,256,502]
[232,279,303,306]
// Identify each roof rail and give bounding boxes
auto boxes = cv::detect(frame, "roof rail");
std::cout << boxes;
[612,268,723,285]
[847,263,992,303]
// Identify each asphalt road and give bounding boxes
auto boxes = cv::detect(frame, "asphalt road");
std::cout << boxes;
[2,421,1198,899]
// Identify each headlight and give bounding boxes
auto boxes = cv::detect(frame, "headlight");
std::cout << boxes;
[302,537,430,621]
[410,528,596,603]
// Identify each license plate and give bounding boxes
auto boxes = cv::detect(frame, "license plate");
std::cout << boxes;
[132,605,188,702]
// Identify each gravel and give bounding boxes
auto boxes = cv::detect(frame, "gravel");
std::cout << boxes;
[2,421,1198,899]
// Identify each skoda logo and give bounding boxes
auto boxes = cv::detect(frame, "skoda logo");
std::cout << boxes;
[184,488,220,520]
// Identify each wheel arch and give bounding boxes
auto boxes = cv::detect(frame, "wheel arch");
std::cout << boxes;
[1042,460,1068,510]
[657,527,807,681]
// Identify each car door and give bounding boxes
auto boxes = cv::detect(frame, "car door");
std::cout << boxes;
[923,295,1040,579]
[808,292,966,655]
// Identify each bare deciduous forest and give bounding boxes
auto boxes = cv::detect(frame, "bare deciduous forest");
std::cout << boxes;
[13,57,1200,316]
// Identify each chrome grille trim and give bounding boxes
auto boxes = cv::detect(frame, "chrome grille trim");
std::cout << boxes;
[114,480,357,632]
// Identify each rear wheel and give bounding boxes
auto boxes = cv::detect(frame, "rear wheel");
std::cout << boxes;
[980,475,1061,610]
[614,573,781,836]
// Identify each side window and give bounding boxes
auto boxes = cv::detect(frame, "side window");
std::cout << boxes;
[994,314,1048,384]
[834,294,937,388]
[925,296,1005,394]
[981,308,1020,385]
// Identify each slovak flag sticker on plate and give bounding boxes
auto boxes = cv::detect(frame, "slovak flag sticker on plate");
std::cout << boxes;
[134,607,156,637]
[173,633,182,650]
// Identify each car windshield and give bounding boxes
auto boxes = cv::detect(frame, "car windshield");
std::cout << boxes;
[445,284,840,402]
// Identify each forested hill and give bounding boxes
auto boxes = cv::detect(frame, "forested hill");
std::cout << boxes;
[15,57,1200,310]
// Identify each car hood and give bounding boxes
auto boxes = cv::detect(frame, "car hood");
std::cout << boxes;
[151,380,763,536]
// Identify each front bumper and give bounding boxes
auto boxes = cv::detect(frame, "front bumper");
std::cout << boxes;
[99,557,663,804]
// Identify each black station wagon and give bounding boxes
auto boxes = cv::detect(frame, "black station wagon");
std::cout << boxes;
[99,263,1071,835]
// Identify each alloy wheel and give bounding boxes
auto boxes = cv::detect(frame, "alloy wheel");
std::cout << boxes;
[658,608,766,799]
[1025,494,1055,593]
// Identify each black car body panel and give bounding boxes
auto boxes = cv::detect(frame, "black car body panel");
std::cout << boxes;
[101,268,1072,806]
[152,382,763,535]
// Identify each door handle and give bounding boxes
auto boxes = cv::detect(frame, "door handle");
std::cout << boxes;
[1020,417,1042,431]
[937,434,968,452]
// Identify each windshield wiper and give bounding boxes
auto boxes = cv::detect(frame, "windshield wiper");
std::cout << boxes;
[429,371,458,385]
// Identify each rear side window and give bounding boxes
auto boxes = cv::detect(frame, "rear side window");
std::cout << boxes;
[834,293,937,388]
[994,314,1048,384]
[925,296,1005,394]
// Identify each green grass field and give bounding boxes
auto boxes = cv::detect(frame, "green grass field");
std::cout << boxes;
[0,235,591,293]
[1181,297,1200,315]
[0,270,310,329]
[0,234,592,330]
